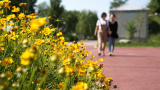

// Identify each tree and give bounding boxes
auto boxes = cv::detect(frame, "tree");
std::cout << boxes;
[110,0,128,9]
[37,2,49,17]
[124,20,137,40]
[62,10,79,34]
[26,0,37,14]
[48,0,64,27]
[76,10,98,39]
[135,12,146,40]
[147,0,160,14]
[147,0,160,35]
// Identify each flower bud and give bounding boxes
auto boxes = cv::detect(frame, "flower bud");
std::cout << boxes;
[84,85,89,90]
[58,67,65,75]
[50,55,57,62]
[90,67,96,72]
[30,46,37,53]
[16,67,22,73]
[0,73,6,79]
[23,39,28,48]
[0,85,4,90]
[12,83,17,88]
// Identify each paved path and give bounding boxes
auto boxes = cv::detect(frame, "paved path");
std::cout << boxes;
[84,42,160,90]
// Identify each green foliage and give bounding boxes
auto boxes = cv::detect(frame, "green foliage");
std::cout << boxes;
[148,16,160,34]
[64,34,79,42]
[149,33,160,43]
[76,10,98,39]
[147,0,160,14]
[48,0,64,27]
[36,1,98,40]
[124,20,137,40]
[147,0,160,37]
[110,0,128,9]
[63,10,98,40]
[62,10,80,34]
[37,2,49,17]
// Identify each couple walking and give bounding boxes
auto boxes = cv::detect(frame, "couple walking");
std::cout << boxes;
[94,12,118,56]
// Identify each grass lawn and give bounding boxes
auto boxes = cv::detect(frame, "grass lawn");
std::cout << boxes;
[112,41,160,47]
[106,34,160,47]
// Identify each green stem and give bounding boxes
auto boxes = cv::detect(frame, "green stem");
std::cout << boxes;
[64,76,69,90]
[27,67,36,89]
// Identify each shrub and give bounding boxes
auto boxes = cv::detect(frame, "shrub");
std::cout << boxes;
[124,20,137,40]
[64,34,79,42]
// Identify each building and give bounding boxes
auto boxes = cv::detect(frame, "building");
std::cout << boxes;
[110,4,150,40]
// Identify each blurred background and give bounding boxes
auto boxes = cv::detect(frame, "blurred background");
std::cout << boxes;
[5,0,160,46]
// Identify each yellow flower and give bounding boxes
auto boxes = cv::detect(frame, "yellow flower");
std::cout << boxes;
[88,51,91,54]
[11,35,19,40]
[65,66,74,75]
[0,47,5,52]
[20,59,30,66]
[71,82,88,90]
[91,55,95,58]
[96,69,102,73]
[30,17,47,29]
[9,32,19,40]
[42,27,52,36]
[6,14,16,21]
[9,22,14,26]
[62,59,70,65]
[12,6,20,12]
[1,57,13,66]
[0,10,3,15]
[104,77,112,85]
[44,88,49,90]
[6,71,13,78]
[26,15,36,19]
[38,17,47,26]
[80,42,86,47]
[18,13,25,19]
[98,58,103,62]
[59,36,64,41]
[0,43,3,46]
[20,49,35,66]
[58,82,64,89]
[0,0,11,8]
[97,73,106,81]
[57,32,62,36]
[3,0,11,3]
[35,39,44,45]
[19,3,27,6]
[20,50,34,60]
[78,69,87,76]
[30,19,39,29]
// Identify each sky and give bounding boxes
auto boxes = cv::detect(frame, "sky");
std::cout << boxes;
[36,0,151,19]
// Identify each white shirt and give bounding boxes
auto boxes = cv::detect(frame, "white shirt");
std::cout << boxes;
[96,18,109,29]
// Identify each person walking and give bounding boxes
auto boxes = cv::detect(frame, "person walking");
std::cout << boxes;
[108,13,119,56]
[94,12,109,56]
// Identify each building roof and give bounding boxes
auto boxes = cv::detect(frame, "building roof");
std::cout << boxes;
[110,4,150,11]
